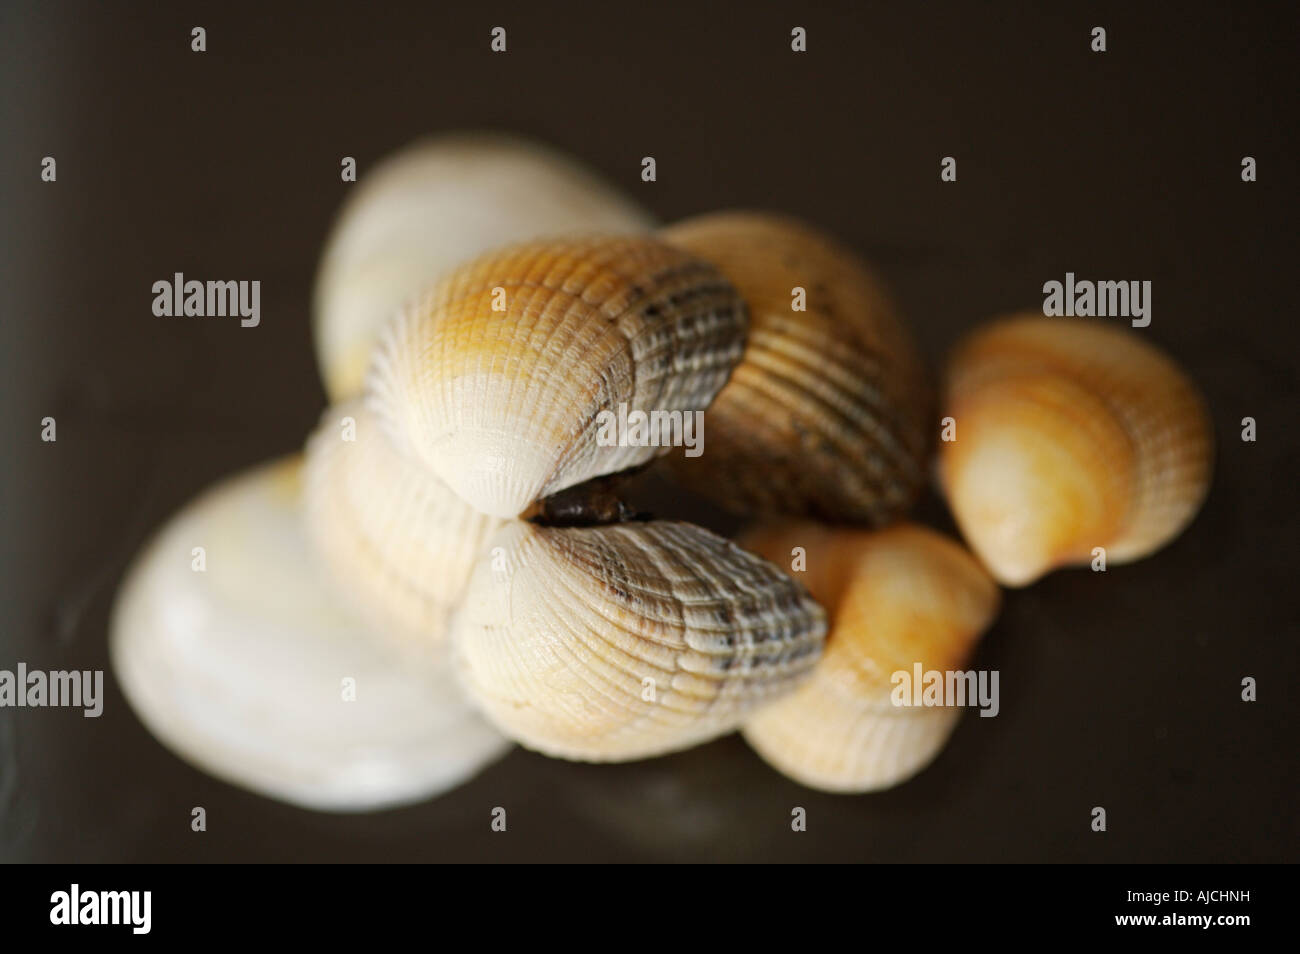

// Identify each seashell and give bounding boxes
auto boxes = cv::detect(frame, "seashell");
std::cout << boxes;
[369,235,749,518]
[313,132,655,401]
[938,314,1213,586]
[658,211,933,524]
[303,400,504,655]
[741,522,1000,793]
[110,456,510,812]
[452,519,828,761]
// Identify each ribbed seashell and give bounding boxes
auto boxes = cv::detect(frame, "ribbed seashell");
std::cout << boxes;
[303,400,504,655]
[659,211,932,524]
[369,236,749,518]
[452,519,828,761]
[939,314,1213,586]
[741,523,1000,793]
[313,132,655,401]
[110,456,510,811]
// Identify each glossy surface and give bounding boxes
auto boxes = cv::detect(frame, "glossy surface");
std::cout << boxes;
[109,457,510,812]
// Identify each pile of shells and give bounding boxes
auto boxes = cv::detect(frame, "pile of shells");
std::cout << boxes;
[110,132,1213,811]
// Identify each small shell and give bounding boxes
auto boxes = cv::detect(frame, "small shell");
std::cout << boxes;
[741,523,1001,793]
[369,236,748,518]
[452,519,827,761]
[110,456,509,812]
[313,132,655,401]
[659,211,933,524]
[303,400,504,655]
[939,314,1213,586]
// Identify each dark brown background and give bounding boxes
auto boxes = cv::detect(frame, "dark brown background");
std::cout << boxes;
[1,0,1296,862]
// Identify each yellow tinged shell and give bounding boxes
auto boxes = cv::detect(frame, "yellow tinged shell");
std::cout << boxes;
[741,523,1000,793]
[939,314,1213,586]
[303,401,504,655]
[313,132,654,401]
[452,520,828,761]
[660,212,932,524]
[369,236,749,518]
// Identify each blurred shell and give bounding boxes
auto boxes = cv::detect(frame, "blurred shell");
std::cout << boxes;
[369,236,748,518]
[660,211,932,524]
[939,314,1213,586]
[109,456,509,812]
[303,401,504,656]
[452,519,827,761]
[742,523,1000,793]
[313,132,655,401]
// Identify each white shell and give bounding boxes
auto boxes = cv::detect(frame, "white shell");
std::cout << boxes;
[453,519,827,761]
[313,132,655,401]
[303,400,504,656]
[109,456,510,812]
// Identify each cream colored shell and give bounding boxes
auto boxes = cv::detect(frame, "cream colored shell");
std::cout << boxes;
[303,400,503,655]
[313,132,655,401]
[939,314,1213,586]
[110,456,510,811]
[453,519,827,761]
[742,523,1000,793]
[369,236,748,518]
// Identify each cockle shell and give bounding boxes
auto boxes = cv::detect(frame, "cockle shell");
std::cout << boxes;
[369,236,749,518]
[741,523,1000,793]
[659,211,933,524]
[109,456,510,811]
[452,519,828,761]
[939,314,1213,586]
[313,132,655,401]
[303,401,504,654]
